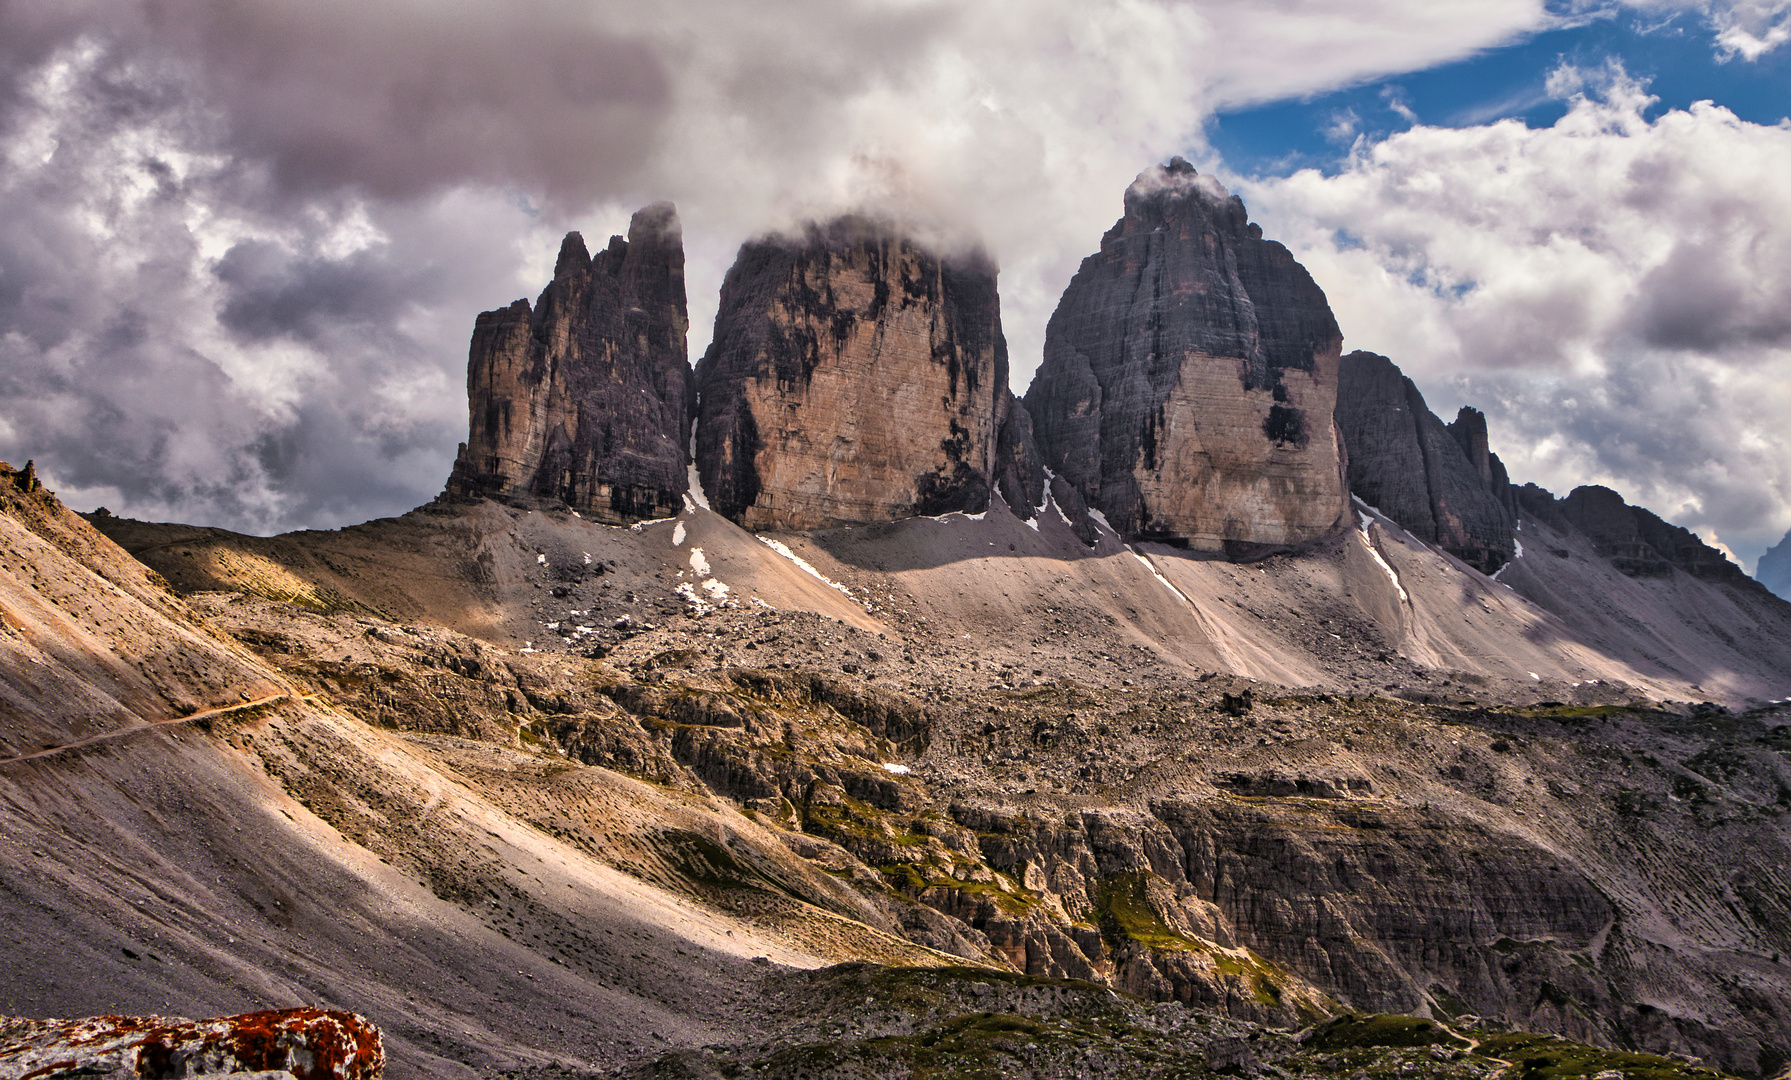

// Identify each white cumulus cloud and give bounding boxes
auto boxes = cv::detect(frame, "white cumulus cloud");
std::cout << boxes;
[1240,62,1791,565]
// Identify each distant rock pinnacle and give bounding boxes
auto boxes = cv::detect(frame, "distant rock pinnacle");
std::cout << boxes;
[445,203,692,524]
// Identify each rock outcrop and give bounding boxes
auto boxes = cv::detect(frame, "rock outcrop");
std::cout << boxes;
[1023,158,1349,554]
[695,217,1015,531]
[445,204,692,524]
[0,1008,383,1079]
[1760,529,1791,600]
[1522,483,1755,584]
[1334,350,1516,574]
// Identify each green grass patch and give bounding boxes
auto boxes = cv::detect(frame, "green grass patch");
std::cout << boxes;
[1474,1033,1729,1080]
[1311,1014,1469,1051]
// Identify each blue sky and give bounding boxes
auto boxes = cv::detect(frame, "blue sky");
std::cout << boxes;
[1211,8,1790,180]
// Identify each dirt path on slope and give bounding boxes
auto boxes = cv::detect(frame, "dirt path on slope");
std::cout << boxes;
[0,694,303,767]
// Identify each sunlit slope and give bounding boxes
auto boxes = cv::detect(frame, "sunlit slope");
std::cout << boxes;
[0,470,949,1078]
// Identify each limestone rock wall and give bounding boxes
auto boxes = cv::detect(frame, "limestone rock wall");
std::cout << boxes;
[1023,158,1349,554]
[1334,350,1517,574]
[445,203,692,524]
[694,217,1011,531]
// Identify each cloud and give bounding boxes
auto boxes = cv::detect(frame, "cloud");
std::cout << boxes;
[1638,0,1791,59]
[1,0,1577,535]
[1239,62,1791,566]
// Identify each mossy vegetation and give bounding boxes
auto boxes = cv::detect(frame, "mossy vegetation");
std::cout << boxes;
[1311,1014,1469,1051]
[1474,1032,1729,1080]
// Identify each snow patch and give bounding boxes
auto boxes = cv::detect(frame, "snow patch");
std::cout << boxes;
[686,418,712,510]
[671,521,687,547]
[1514,539,1524,559]
[757,536,854,597]
[630,516,677,532]
[688,547,710,576]
[1126,546,1197,610]
[536,553,548,566]
[1528,672,1541,681]
[702,579,730,600]
[1355,516,1408,604]
[1351,494,1390,520]
[926,509,990,522]
[880,762,912,775]
[1088,508,1115,534]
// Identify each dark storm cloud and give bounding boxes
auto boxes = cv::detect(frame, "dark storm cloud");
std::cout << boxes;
[142,0,671,202]
[213,240,434,345]
[0,0,672,203]
[1637,237,1791,353]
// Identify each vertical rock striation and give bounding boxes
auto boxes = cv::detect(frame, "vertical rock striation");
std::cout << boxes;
[445,203,692,524]
[1023,158,1350,554]
[695,217,1013,531]
[1333,350,1517,574]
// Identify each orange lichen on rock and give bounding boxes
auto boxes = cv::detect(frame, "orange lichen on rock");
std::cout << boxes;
[0,1007,383,1079]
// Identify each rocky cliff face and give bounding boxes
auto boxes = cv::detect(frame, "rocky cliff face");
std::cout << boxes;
[445,203,692,524]
[1521,483,1756,585]
[1760,529,1791,600]
[1334,351,1516,574]
[1023,158,1349,554]
[694,217,1015,531]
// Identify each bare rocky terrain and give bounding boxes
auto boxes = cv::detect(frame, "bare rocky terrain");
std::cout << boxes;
[0,455,1766,1078]
[8,169,1791,1080]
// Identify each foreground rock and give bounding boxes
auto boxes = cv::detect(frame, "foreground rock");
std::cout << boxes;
[445,204,692,523]
[1334,350,1516,574]
[1024,158,1349,554]
[695,217,1012,530]
[0,1008,382,1079]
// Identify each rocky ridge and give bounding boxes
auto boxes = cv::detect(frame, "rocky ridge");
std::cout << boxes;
[1334,350,1517,574]
[1023,158,1349,554]
[445,204,692,524]
[1520,483,1759,585]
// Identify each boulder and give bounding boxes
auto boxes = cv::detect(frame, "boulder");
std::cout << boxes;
[1333,350,1516,574]
[0,1008,383,1079]
[694,217,1011,530]
[1023,158,1349,555]
[444,203,692,523]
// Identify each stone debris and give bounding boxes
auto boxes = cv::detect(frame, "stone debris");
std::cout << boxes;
[0,1008,383,1080]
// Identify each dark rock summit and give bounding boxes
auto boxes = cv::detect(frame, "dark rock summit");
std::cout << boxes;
[1023,157,1350,554]
[1523,483,1756,584]
[445,203,692,524]
[1334,350,1517,574]
[694,217,1015,531]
